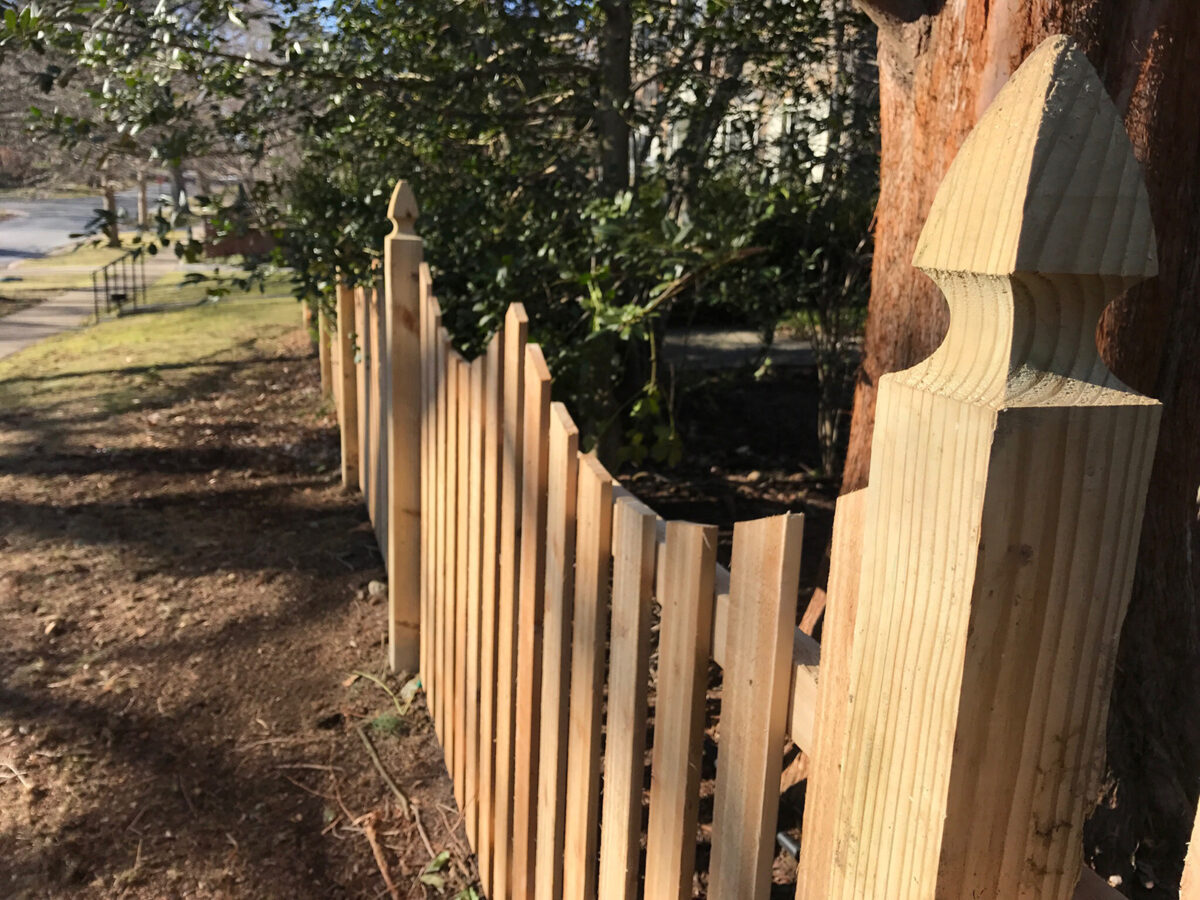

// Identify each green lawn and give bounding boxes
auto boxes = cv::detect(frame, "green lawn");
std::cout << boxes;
[0,272,303,416]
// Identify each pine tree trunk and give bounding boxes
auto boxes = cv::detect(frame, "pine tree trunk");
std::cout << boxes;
[845,1,1200,891]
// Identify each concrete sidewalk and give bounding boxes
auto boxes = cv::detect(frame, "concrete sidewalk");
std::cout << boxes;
[0,288,95,361]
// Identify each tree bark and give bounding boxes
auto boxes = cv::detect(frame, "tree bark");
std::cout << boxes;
[598,0,632,193]
[845,1,1200,891]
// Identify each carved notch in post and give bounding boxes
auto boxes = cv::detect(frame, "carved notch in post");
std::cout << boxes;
[808,36,1162,900]
[385,180,424,672]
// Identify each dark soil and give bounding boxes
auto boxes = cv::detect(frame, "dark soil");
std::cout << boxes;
[0,323,839,899]
[0,331,474,899]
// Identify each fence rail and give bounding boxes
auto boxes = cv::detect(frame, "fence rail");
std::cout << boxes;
[316,35,1190,900]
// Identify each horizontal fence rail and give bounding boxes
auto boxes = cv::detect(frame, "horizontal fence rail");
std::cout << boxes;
[318,34,1166,900]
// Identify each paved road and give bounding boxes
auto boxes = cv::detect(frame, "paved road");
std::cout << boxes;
[0,190,141,263]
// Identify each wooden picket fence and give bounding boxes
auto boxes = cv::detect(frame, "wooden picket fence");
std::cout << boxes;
[315,36,1200,900]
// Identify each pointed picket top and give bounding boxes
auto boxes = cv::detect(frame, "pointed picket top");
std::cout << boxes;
[388,180,419,236]
[913,35,1156,279]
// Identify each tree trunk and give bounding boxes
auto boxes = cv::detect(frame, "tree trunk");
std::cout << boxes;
[103,184,119,248]
[845,1,1200,892]
[136,168,148,231]
[598,0,632,193]
[169,161,187,219]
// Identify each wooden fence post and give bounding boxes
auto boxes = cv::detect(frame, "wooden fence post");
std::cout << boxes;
[492,303,529,900]
[1182,807,1200,898]
[709,513,804,900]
[318,307,332,399]
[596,495,657,900]
[645,521,717,900]
[477,327,505,896]
[561,453,614,900]
[355,286,370,499]
[512,343,552,899]
[335,282,359,490]
[535,403,580,900]
[384,181,423,672]
[802,36,1161,900]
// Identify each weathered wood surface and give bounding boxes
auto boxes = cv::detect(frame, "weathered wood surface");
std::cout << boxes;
[812,37,1161,900]
[384,182,422,672]
[644,521,717,900]
[534,403,579,900]
[418,268,436,719]
[597,494,656,900]
[709,513,803,900]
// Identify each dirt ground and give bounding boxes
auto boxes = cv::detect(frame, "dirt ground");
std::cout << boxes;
[0,326,476,899]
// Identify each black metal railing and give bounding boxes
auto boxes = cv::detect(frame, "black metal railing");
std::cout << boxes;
[92,249,148,317]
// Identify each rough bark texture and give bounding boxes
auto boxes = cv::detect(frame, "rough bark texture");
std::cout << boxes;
[845,2,1199,893]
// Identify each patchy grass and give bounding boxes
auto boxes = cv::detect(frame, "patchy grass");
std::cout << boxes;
[0,273,301,415]
[0,185,100,200]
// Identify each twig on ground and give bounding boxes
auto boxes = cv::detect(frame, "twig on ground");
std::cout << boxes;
[177,775,197,816]
[355,725,410,816]
[275,762,344,772]
[352,670,411,717]
[435,802,467,856]
[363,813,401,900]
[1,762,30,789]
[126,805,148,832]
[282,773,335,800]
[410,802,437,862]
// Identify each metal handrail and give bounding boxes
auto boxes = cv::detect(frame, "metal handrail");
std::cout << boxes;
[91,248,148,317]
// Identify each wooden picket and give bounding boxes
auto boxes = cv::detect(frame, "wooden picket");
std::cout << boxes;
[534,403,579,900]
[325,34,1166,898]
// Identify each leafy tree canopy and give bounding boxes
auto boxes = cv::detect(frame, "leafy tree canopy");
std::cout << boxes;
[1,0,878,465]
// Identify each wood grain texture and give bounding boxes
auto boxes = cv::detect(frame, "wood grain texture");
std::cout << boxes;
[355,286,370,500]
[534,403,579,900]
[371,284,388,553]
[1180,807,1200,899]
[611,484,820,754]
[433,323,448,744]
[492,303,528,900]
[334,282,359,489]
[477,330,504,895]
[597,495,657,900]
[454,356,470,804]
[645,521,717,900]
[465,357,485,843]
[441,334,459,776]
[795,489,866,899]
[512,342,551,900]
[709,513,803,900]
[820,38,1162,900]
[317,309,332,398]
[384,183,423,672]
[561,453,614,900]
[419,267,435,710]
